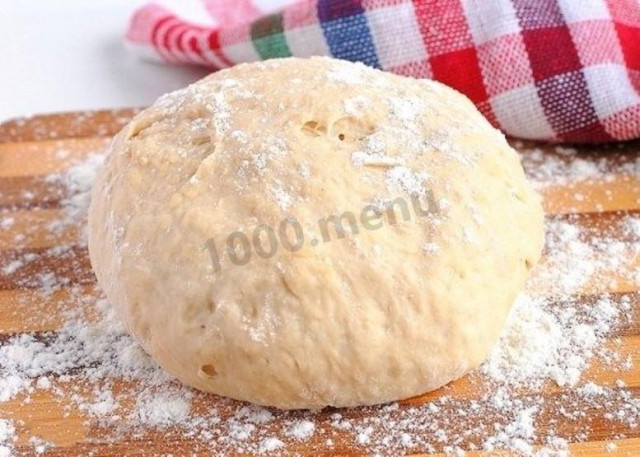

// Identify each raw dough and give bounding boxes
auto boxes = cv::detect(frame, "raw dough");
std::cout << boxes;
[88,57,544,409]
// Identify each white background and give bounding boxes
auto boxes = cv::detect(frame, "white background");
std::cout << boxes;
[0,1,216,121]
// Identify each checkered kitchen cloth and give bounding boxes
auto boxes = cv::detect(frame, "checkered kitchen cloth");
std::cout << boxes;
[126,0,640,143]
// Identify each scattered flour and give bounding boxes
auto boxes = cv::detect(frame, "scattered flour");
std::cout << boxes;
[269,181,293,211]
[386,166,429,198]
[0,420,15,457]
[517,142,640,189]
[387,96,423,122]
[327,62,366,85]
[286,419,315,441]
[484,293,627,388]
[0,218,14,231]
[0,142,638,455]
[343,95,372,116]
[134,389,193,427]
[259,437,284,453]
[45,153,105,238]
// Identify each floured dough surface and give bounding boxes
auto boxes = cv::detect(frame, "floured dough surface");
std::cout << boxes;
[88,57,544,409]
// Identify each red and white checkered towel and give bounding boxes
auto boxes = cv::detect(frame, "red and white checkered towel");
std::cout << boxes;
[126,0,640,143]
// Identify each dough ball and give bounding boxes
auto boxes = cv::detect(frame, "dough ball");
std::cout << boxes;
[88,57,544,409]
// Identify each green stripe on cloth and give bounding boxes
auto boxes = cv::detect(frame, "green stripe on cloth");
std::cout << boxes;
[250,13,292,59]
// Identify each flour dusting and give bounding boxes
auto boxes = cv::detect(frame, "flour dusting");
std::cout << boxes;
[0,140,638,455]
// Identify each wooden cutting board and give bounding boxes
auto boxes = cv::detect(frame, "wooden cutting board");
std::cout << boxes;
[0,110,638,456]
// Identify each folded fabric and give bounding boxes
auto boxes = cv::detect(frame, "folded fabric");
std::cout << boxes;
[126,0,640,143]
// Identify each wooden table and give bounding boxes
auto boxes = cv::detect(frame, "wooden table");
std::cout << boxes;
[0,110,638,456]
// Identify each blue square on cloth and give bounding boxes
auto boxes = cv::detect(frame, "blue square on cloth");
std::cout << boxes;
[318,10,380,68]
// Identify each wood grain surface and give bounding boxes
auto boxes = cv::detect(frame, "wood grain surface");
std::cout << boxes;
[0,109,638,456]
